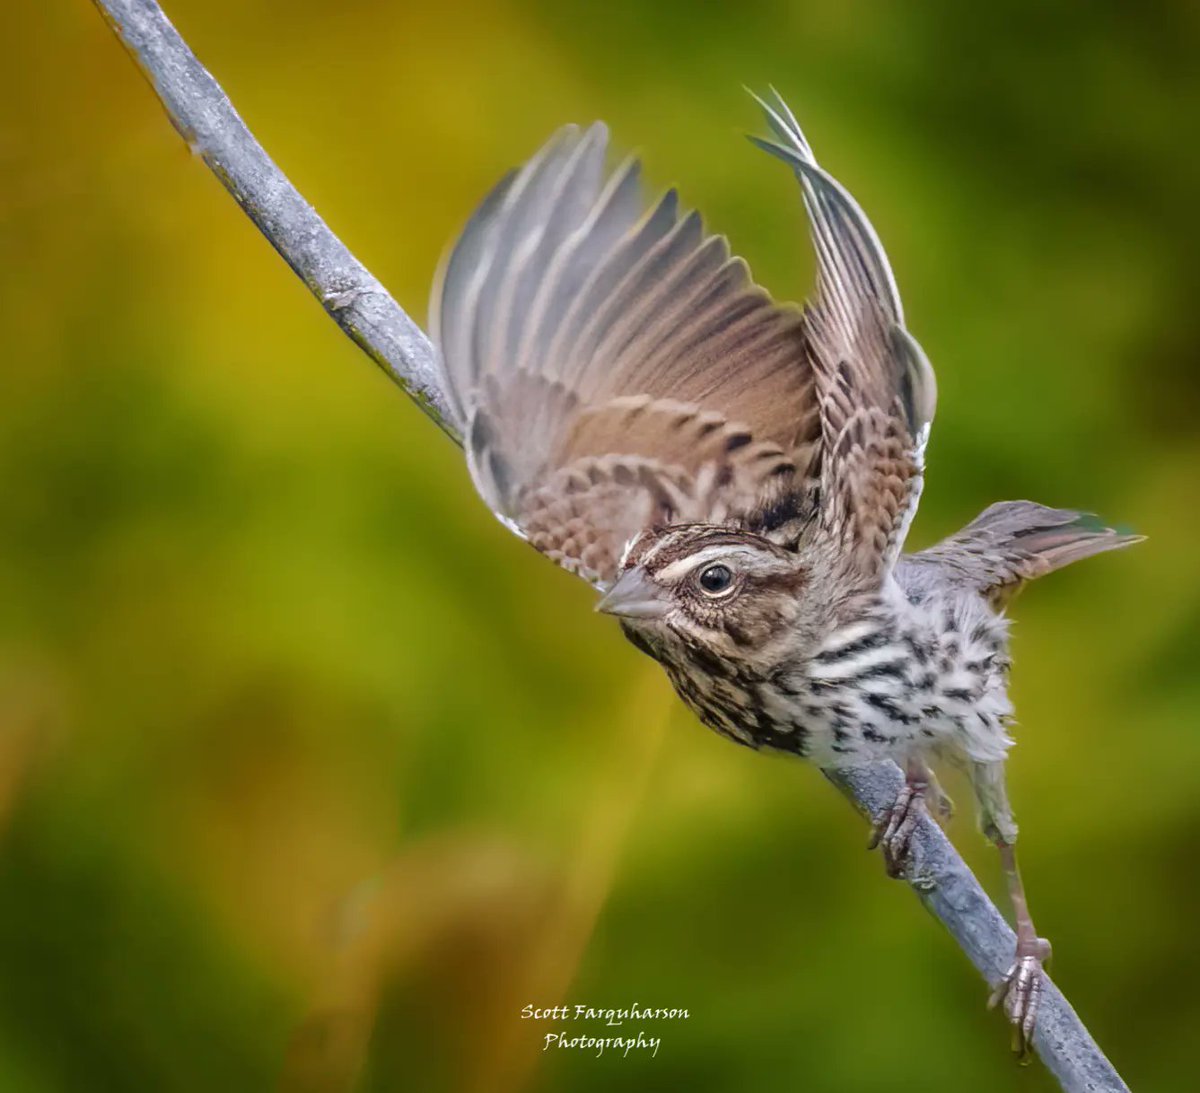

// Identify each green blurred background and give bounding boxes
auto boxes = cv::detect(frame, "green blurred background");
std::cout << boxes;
[2,2,1197,1090]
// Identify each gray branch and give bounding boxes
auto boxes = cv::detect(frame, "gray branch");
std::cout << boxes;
[91,3,1129,1091]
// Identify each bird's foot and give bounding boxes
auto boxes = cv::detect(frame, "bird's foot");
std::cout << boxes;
[867,781,928,878]
[988,936,1052,1061]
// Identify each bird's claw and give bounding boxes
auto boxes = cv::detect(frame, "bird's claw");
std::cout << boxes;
[987,937,1052,1061]
[867,782,927,878]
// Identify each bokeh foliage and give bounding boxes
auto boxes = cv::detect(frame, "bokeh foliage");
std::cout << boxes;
[2,1,1198,1090]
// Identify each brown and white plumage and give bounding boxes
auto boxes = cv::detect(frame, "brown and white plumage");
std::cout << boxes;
[430,89,1141,1055]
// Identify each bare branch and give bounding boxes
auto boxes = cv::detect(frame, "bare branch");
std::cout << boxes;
[92,0,455,438]
[91,3,1130,1091]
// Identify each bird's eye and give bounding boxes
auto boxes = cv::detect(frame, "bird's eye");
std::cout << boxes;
[697,564,734,596]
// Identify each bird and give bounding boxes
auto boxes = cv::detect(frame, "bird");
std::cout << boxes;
[428,88,1141,1057]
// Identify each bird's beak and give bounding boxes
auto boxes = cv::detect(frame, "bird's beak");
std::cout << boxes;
[595,567,669,620]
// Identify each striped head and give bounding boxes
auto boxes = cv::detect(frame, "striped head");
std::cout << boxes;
[596,524,812,662]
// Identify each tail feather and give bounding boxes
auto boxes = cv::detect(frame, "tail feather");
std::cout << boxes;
[900,501,1143,607]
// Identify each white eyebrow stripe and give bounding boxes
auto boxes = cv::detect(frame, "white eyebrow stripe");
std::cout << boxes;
[656,545,759,583]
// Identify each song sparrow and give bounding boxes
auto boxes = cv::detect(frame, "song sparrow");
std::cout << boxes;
[429,89,1140,1055]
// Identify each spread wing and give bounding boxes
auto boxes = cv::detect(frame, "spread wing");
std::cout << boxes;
[749,90,937,582]
[432,122,824,587]
[432,93,934,590]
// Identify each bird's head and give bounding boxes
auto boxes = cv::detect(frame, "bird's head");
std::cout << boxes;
[596,524,811,661]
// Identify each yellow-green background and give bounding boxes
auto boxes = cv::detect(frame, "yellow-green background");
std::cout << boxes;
[3,2,1197,1091]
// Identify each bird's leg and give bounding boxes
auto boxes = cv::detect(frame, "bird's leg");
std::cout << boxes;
[987,839,1051,1060]
[868,756,938,877]
[926,767,955,822]
[973,761,1051,1061]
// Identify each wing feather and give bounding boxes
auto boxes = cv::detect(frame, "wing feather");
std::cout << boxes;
[433,93,932,588]
[749,88,936,579]
[432,121,823,586]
